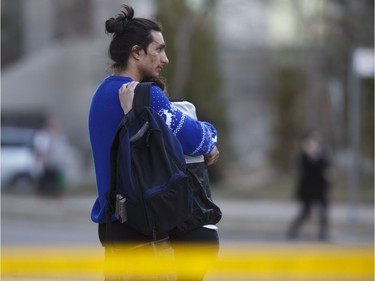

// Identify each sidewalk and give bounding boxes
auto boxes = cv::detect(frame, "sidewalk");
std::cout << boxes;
[2,194,373,245]
[217,198,374,244]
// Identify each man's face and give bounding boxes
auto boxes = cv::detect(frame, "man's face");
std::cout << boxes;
[139,30,169,79]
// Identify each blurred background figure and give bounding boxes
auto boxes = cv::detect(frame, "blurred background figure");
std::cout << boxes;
[33,118,69,197]
[287,129,333,241]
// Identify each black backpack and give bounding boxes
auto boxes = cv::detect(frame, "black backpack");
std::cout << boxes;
[106,82,193,240]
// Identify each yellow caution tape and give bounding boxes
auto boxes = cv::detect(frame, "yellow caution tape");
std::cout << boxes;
[2,243,373,280]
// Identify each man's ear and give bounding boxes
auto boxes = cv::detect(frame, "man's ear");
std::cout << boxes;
[131,45,143,60]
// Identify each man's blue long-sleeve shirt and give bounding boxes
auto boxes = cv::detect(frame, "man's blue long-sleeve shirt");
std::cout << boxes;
[88,76,217,223]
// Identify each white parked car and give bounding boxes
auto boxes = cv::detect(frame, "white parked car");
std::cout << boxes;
[1,127,41,189]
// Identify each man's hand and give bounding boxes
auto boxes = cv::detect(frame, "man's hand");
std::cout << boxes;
[119,81,139,114]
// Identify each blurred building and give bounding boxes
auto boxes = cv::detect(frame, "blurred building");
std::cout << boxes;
[2,0,154,184]
[2,0,154,149]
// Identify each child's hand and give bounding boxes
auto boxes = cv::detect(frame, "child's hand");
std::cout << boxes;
[204,146,220,166]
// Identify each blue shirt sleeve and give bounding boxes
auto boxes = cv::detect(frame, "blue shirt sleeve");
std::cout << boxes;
[149,86,217,156]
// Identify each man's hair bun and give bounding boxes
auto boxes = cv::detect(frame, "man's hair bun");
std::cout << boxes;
[105,4,162,70]
[105,5,134,35]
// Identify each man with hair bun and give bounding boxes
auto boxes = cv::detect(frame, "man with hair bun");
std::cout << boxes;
[89,4,221,280]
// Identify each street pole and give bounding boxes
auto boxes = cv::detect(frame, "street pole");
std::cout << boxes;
[347,55,360,224]
[347,47,374,224]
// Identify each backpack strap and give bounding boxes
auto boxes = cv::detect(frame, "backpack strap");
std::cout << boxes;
[106,82,155,232]
[106,82,154,228]
[106,108,128,224]
[132,82,154,114]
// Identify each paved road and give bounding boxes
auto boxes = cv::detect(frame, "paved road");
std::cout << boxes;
[2,194,373,245]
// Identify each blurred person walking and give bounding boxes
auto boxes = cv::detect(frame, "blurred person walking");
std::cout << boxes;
[287,129,333,241]
[88,4,221,280]
[34,118,68,196]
